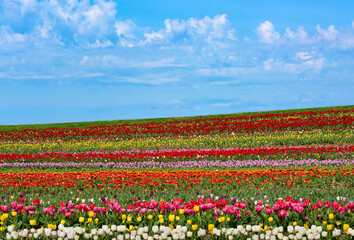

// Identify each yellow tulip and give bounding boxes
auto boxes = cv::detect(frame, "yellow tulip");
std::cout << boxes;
[329,214,334,220]
[343,224,349,231]
[122,214,127,220]
[179,209,185,215]
[137,217,142,222]
[218,217,225,223]
[95,218,99,223]
[79,217,85,223]
[127,216,132,222]
[208,224,215,231]
[88,218,92,223]
[169,215,175,222]
[327,225,333,231]
[11,212,17,217]
[60,220,65,225]
[88,211,94,218]
[176,216,180,221]
[194,206,200,212]
[187,220,192,225]
[29,220,36,226]
[268,217,273,222]
[148,215,153,220]
[192,225,198,231]
[159,218,164,224]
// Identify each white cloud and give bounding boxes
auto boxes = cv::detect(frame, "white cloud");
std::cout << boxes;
[263,56,327,73]
[47,0,117,41]
[316,24,338,41]
[295,52,314,61]
[256,21,280,44]
[0,25,27,44]
[143,14,236,45]
[115,20,136,38]
[284,27,313,44]
[263,58,274,71]
[86,39,114,48]
[15,0,37,14]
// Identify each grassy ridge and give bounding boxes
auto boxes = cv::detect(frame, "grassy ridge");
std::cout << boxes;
[1,105,353,131]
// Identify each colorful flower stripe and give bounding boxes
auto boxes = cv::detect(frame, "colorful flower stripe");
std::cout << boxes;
[1,130,353,153]
[1,109,353,142]
[1,145,353,163]
[1,224,353,240]
[0,197,353,239]
[1,159,354,169]
[0,168,352,190]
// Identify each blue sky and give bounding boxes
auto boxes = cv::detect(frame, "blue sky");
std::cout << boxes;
[0,0,354,125]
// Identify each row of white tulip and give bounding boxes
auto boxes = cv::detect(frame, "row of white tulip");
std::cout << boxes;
[3,224,354,240]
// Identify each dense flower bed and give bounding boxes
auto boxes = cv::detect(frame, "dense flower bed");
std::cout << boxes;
[0,168,353,191]
[1,109,353,142]
[0,108,353,239]
[0,196,353,239]
[1,145,353,163]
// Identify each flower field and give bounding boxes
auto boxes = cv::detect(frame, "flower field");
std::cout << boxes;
[0,107,353,239]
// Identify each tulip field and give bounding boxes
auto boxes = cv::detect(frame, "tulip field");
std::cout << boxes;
[0,106,353,240]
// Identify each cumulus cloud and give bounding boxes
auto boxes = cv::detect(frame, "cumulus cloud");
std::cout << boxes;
[0,25,26,44]
[257,21,345,46]
[316,24,338,41]
[284,27,314,44]
[143,14,236,45]
[49,0,117,40]
[256,21,280,44]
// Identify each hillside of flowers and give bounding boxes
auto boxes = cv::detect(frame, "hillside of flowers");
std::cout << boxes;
[0,108,353,239]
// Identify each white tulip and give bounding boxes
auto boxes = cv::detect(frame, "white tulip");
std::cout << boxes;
[7,226,14,232]
[161,233,168,239]
[152,226,159,233]
[111,225,117,232]
[11,231,19,240]
[252,235,259,240]
[246,225,252,231]
[295,233,302,240]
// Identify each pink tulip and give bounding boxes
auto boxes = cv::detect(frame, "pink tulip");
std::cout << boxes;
[255,205,263,212]
[141,208,147,214]
[265,208,273,215]
[278,210,289,218]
